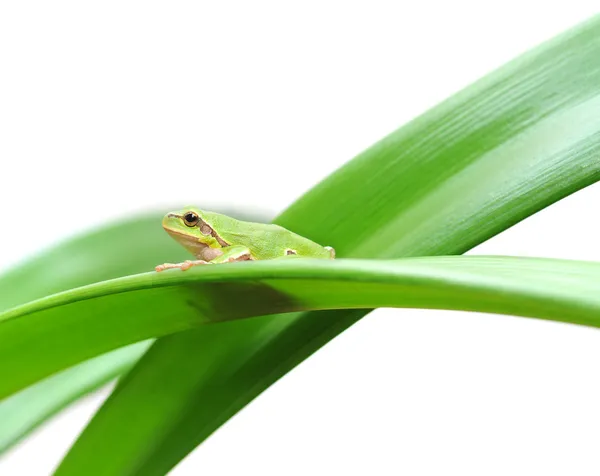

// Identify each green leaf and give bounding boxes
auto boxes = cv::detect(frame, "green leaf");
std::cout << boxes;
[0,341,151,453]
[60,14,600,475]
[5,255,600,403]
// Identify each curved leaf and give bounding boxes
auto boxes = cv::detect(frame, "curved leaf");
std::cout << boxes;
[58,15,600,475]
[3,256,600,402]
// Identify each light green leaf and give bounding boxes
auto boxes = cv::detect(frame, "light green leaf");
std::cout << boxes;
[0,341,151,453]
[3,255,600,403]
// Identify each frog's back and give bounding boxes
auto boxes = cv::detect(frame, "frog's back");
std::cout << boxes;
[206,212,331,260]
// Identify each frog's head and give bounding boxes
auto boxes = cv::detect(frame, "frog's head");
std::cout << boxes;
[162,207,228,256]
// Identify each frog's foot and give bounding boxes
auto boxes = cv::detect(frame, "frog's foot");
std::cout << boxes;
[155,260,209,272]
[325,246,335,259]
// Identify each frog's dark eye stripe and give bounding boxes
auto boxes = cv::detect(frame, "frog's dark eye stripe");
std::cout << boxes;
[183,212,200,227]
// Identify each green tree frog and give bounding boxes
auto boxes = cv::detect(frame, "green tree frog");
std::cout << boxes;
[155,207,335,272]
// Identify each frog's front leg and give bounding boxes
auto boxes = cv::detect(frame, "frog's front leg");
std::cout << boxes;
[155,259,210,272]
[210,245,253,264]
[155,246,253,272]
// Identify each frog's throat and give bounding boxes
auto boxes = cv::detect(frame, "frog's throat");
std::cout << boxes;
[164,228,223,260]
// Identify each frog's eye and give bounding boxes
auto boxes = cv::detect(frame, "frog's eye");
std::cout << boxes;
[183,212,199,227]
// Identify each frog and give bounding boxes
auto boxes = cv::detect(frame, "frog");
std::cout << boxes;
[155,207,335,271]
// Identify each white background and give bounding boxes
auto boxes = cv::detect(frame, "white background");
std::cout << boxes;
[1,1,600,475]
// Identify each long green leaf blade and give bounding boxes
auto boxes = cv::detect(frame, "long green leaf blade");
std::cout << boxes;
[3,256,600,401]
[58,15,600,475]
